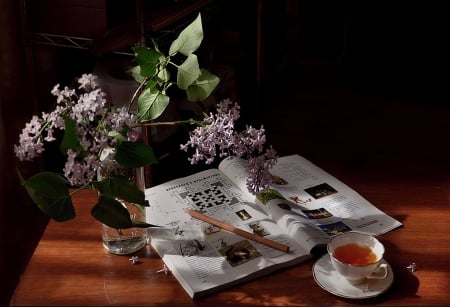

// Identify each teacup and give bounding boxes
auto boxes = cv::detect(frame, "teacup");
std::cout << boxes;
[327,231,388,284]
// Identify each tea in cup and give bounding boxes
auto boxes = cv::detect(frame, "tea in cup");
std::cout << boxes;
[327,231,388,284]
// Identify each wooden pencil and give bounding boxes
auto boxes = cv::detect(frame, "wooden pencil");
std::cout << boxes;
[185,209,290,253]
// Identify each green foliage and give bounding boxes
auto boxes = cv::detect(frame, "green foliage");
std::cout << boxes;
[107,130,128,142]
[60,117,84,154]
[256,188,286,205]
[17,12,220,230]
[131,13,219,122]
[94,175,148,206]
[136,87,170,121]
[177,54,201,90]
[20,171,75,222]
[19,139,156,226]
[186,69,220,101]
[169,13,203,56]
[91,176,159,228]
[91,195,155,229]
[133,46,163,77]
[115,141,157,168]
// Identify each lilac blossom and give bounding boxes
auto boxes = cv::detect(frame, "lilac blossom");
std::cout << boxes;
[105,106,137,132]
[51,85,76,104]
[245,147,278,193]
[14,115,45,161]
[180,99,239,164]
[63,149,101,186]
[71,89,107,123]
[181,99,278,194]
[14,73,138,187]
[77,73,100,91]
[15,74,278,193]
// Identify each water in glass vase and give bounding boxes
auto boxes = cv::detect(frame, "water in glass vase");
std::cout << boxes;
[102,201,148,255]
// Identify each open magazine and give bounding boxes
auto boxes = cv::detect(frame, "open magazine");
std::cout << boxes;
[145,154,402,298]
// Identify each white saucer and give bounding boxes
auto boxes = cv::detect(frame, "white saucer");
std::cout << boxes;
[312,254,394,299]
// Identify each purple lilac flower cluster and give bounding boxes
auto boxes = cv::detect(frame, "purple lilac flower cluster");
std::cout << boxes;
[15,74,277,195]
[14,74,138,186]
[180,99,278,194]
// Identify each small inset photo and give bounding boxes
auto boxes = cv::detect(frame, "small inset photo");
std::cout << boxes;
[203,223,221,235]
[304,183,338,199]
[248,222,270,237]
[318,221,351,236]
[219,240,262,267]
[236,209,252,221]
[179,239,207,257]
[302,208,333,219]
[270,174,288,185]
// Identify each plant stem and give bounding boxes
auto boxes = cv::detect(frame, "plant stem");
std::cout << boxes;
[131,119,200,128]
[127,77,149,114]
[69,184,91,197]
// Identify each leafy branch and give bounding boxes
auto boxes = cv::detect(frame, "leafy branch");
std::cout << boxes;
[129,13,220,122]
[15,13,219,230]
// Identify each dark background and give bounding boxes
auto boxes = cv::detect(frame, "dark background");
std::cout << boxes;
[1,1,448,306]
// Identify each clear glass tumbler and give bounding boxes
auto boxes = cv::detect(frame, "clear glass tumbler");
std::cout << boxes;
[101,167,148,255]
[102,202,147,255]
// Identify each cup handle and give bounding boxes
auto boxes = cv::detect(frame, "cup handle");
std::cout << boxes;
[367,263,388,280]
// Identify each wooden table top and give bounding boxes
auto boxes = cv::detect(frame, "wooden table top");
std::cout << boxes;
[10,171,450,306]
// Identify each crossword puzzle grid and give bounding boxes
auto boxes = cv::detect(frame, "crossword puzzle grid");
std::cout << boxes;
[180,181,239,213]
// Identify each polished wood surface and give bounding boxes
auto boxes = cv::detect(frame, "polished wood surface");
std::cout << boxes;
[11,173,450,306]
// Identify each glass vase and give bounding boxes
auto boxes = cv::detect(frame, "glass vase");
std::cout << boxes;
[101,167,148,255]
[102,203,147,255]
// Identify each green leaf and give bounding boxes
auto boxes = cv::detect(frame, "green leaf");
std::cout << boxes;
[91,195,155,229]
[129,65,146,84]
[157,66,170,83]
[94,175,148,206]
[186,69,220,101]
[91,195,133,228]
[59,116,84,154]
[132,46,163,77]
[132,220,156,228]
[177,54,201,90]
[108,130,128,142]
[169,13,203,56]
[137,87,170,121]
[115,141,157,168]
[22,172,75,222]
[144,78,158,91]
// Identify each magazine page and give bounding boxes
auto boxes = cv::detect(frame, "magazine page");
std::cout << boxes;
[144,168,311,298]
[257,155,403,251]
[218,156,256,201]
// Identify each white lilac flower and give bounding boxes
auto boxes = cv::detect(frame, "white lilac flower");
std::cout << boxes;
[63,150,100,186]
[63,149,76,183]
[41,107,65,129]
[14,115,45,161]
[181,100,242,164]
[43,128,56,142]
[50,84,60,96]
[16,72,277,194]
[181,99,278,194]
[51,85,76,104]
[105,106,137,132]
[77,73,99,91]
[71,89,107,123]
[245,147,278,193]
[15,74,130,186]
